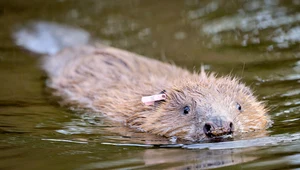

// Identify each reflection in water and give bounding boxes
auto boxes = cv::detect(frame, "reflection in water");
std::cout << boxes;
[245,148,300,169]
[202,10,300,35]
[272,27,300,45]
[142,148,255,169]
[78,134,300,169]
[193,0,300,50]
[100,133,300,149]
[188,1,219,19]
[78,146,256,170]
[42,138,88,144]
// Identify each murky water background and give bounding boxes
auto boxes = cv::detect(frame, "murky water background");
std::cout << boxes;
[1,0,300,169]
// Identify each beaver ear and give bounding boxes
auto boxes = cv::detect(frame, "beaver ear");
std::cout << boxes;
[154,99,166,106]
[159,90,166,94]
[154,90,167,105]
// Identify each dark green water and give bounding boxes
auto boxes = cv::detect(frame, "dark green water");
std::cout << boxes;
[1,0,300,169]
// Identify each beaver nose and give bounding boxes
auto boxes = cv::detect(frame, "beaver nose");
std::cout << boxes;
[203,116,234,138]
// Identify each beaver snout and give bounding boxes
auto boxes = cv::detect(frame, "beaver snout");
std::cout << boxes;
[203,116,234,138]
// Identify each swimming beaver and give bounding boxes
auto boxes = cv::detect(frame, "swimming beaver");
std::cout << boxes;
[14,22,271,142]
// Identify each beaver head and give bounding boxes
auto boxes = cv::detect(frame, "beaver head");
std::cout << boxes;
[130,72,270,142]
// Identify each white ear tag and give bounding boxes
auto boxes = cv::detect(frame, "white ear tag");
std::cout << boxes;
[141,94,167,106]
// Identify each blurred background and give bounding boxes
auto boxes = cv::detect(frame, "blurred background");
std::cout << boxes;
[1,0,300,169]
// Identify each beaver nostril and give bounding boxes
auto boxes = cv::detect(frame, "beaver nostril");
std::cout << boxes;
[203,120,234,138]
[229,122,234,131]
[203,123,213,137]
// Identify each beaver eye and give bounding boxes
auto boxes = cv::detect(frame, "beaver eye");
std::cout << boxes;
[183,106,190,115]
[236,103,242,111]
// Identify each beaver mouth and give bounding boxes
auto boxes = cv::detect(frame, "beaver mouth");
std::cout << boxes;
[203,122,234,139]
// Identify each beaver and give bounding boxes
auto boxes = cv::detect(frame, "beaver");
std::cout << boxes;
[14,22,271,142]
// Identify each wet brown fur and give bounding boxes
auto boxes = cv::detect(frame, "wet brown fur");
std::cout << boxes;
[44,43,270,142]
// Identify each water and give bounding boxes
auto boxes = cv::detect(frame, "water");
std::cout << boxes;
[1,0,300,169]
